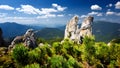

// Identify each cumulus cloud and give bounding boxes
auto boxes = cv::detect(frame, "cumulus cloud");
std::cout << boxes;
[80,11,102,19]
[80,15,87,18]
[52,3,67,11]
[88,11,98,15]
[16,4,67,18]
[16,5,40,14]
[106,11,115,15]
[16,4,67,15]
[88,11,103,16]
[40,8,57,14]
[91,4,102,10]
[106,11,120,16]
[0,5,14,10]
[106,4,113,7]
[115,1,120,9]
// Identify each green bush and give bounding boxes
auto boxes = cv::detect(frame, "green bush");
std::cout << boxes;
[28,47,41,63]
[8,36,120,68]
[81,36,96,65]
[25,63,40,68]
[12,44,29,66]
[95,42,110,66]
[47,55,67,68]
[109,43,120,67]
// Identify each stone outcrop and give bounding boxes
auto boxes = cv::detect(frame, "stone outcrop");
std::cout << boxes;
[9,29,37,49]
[64,15,79,40]
[64,16,94,44]
[0,28,5,46]
[79,16,94,37]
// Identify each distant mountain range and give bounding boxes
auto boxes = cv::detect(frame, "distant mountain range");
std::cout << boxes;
[92,21,120,42]
[0,22,43,38]
[0,22,30,38]
[0,21,120,43]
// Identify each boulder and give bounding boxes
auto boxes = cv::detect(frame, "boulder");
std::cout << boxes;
[9,29,37,49]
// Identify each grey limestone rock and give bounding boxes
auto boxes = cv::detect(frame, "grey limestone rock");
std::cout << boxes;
[64,16,94,44]
[9,29,37,49]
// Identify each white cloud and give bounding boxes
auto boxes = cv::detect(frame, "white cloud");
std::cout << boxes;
[91,4,102,10]
[16,5,40,14]
[0,13,7,17]
[16,4,67,15]
[37,14,64,18]
[106,4,112,7]
[88,11,98,15]
[88,11,103,16]
[106,11,120,16]
[106,11,115,15]
[40,8,57,14]
[52,3,67,11]
[80,11,103,18]
[115,1,120,9]
[52,4,58,7]
[97,13,102,16]
[16,4,67,18]
[0,5,14,10]
[80,15,87,18]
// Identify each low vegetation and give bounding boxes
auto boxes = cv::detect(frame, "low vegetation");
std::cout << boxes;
[0,36,120,68]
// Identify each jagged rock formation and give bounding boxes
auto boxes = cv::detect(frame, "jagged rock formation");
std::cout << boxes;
[76,16,94,44]
[0,28,5,47]
[64,16,94,44]
[80,16,94,37]
[9,29,37,49]
[64,15,79,40]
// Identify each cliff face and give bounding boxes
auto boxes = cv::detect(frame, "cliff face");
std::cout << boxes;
[0,28,5,47]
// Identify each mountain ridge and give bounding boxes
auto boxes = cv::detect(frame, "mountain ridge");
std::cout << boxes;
[0,21,120,42]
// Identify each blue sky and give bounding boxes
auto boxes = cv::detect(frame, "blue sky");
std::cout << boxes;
[0,0,120,27]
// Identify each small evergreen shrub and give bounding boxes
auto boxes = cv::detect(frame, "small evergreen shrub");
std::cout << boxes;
[9,36,120,68]
[12,44,29,65]
[25,63,40,68]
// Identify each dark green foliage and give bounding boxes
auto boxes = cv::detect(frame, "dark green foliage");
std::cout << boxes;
[25,63,40,68]
[0,36,119,68]
[0,47,15,68]
[81,36,97,66]
[12,44,29,65]
[28,47,41,63]
[36,38,46,44]
[48,55,66,68]
[109,43,120,67]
